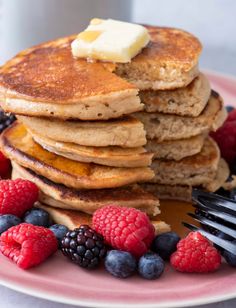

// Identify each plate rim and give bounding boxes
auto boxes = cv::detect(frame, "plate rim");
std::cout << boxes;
[1,272,236,308]
[0,68,236,308]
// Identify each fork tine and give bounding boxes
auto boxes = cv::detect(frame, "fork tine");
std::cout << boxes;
[188,213,236,239]
[206,210,236,225]
[201,198,236,215]
[192,188,236,205]
[193,195,236,217]
[192,189,221,201]
[192,199,236,225]
[182,222,199,232]
[193,189,236,214]
[183,222,236,255]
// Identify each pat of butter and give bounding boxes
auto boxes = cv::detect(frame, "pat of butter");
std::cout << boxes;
[71,18,150,63]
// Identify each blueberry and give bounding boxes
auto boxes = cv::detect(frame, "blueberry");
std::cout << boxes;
[105,250,137,278]
[226,105,234,113]
[223,240,236,267]
[138,252,164,280]
[151,232,180,260]
[0,215,21,234]
[24,208,51,227]
[49,224,69,242]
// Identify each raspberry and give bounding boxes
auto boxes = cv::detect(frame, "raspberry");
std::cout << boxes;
[92,205,155,258]
[211,109,236,165]
[0,151,11,178]
[170,232,221,273]
[0,179,39,217]
[227,109,236,122]
[0,223,58,269]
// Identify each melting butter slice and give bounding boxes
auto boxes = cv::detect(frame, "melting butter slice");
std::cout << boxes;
[71,18,150,63]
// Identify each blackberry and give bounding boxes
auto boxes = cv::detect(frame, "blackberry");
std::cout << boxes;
[0,109,16,133]
[61,225,106,269]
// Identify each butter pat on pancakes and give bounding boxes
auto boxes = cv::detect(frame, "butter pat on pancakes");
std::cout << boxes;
[71,18,150,63]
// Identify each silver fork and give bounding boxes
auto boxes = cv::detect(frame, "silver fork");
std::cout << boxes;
[183,189,236,255]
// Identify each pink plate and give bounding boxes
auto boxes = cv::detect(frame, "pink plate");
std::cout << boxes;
[0,70,236,308]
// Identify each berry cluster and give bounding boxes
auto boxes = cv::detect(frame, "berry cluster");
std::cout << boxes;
[0,179,69,269]
[0,178,235,278]
[91,205,222,278]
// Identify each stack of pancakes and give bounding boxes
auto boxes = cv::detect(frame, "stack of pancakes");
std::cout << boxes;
[0,25,229,230]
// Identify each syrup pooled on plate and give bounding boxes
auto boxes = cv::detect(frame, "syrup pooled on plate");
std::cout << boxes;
[159,200,199,237]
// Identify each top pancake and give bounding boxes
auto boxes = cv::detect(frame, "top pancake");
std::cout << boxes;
[0,36,141,120]
[0,26,202,119]
[115,25,202,90]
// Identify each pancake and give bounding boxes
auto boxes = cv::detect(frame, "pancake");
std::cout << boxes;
[36,202,170,235]
[0,36,142,120]
[17,115,146,148]
[115,25,202,90]
[0,26,201,120]
[11,162,160,216]
[140,73,211,117]
[146,134,205,161]
[150,137,220,186]
[142,159,230,202]
[30,131,153,168]
[142,183,192,202]
[135,91,227,141]
[202,158,230,192]
[0,122,154,189]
